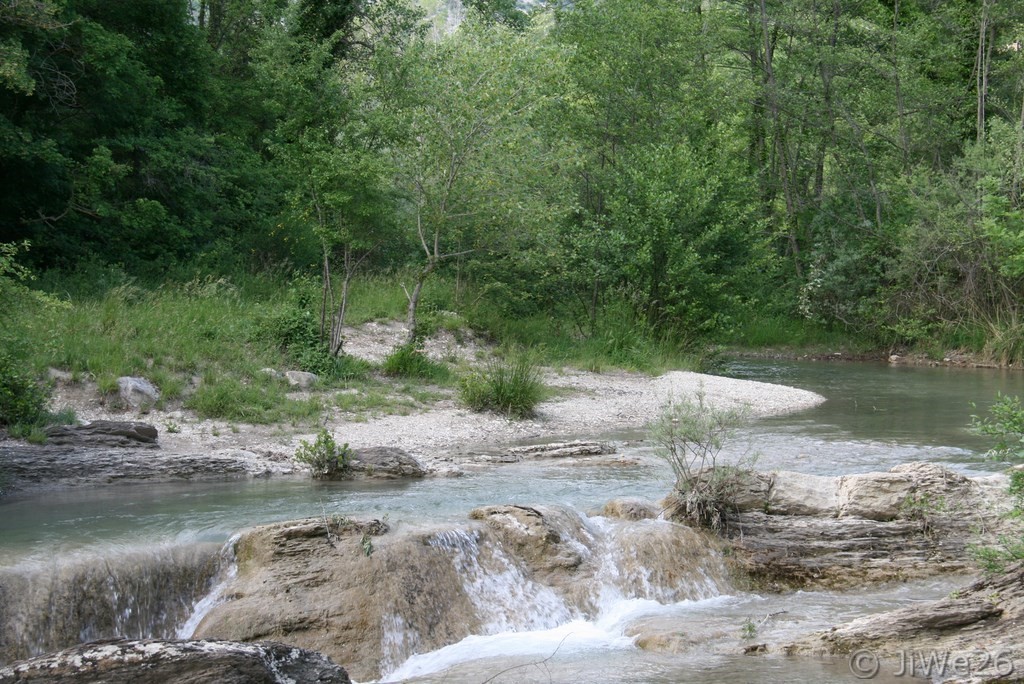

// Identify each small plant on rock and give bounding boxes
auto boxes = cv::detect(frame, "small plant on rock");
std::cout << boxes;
[295,428,351,479]
[650,388,755,532]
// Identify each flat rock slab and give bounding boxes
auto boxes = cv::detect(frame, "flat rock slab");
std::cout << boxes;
[0,639,350,684]
[0,445,269,494]
[44,421,159,448]
[505,441,615,460]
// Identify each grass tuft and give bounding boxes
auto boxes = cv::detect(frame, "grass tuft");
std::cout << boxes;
[459,351,545,419]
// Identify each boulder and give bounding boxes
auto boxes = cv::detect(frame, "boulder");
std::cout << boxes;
[0,639,350,684]
[601,497,659,521]
[117,377,160,409]
[44,421,159,448]
[284,371,319,389]
[837,471,915,521]
[347,447,426,479]
[768,471,837,516]
[468,505,587,579]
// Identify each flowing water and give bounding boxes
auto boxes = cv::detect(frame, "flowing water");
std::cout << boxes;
[1,359,1022,681]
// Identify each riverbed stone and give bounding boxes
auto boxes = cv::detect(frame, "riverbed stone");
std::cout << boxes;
[0,639,351,684]
[347,446,426,479]
[284,370,319,389]
[601,497,659,521]
[784,561,1024,681]
[117,376,160,410]
[505,441,615,460]
[724,464,1016,591]
[837,471,915,521]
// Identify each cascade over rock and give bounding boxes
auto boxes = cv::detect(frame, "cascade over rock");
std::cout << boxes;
[0,545,223,665]
[194,505,729,680]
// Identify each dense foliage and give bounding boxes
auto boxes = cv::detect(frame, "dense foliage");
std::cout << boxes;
[3,0,1024,357]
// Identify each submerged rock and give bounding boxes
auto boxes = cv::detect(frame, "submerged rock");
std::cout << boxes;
[0,639,350,684]
[784,562,1024,681]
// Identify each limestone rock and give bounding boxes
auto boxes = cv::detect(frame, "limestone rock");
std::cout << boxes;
[117,376,160,409]
[0,445,272,493]
[468,504,587,578]
[284,371,319,389]
[194,508,728,680]
[837,472,915,521]
[0,639,351,684]
[505,441,615,460]
[785,562,1024,680]
[768,471,837,516]
[195,517,480,681]
[601,497,659,521]
[347,447,426,479]
[44,420,158,448]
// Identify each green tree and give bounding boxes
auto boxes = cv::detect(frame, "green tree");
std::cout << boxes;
[383,18,572,341]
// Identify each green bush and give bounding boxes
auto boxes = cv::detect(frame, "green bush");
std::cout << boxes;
[381,344,450,382]
[0,352,49,428]
[294,429,350,479]
[459,352,545,419]
[970,394,1024,461]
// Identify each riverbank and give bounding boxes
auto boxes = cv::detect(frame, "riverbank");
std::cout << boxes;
[0,325,826,492]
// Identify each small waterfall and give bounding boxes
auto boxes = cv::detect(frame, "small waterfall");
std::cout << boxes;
[384,507,731,681]
[429,529,574,633]
[175,535,239,638]
[0,542,224,665]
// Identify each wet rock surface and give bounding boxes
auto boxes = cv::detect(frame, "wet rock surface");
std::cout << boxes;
[504,440,615,460]
[195,506,727,680]
[783,562,1024,682]
[0,639,350,684]
[347,447,426,479]
[0,444,266,493]
[715,463,1014,591]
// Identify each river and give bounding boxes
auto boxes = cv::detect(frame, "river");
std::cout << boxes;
[2,358,1022,682]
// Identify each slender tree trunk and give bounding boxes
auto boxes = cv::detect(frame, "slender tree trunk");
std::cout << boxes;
[976,0,991,143]
[320,245,332,343]
[405,261,434,344]
[329,247,353,357]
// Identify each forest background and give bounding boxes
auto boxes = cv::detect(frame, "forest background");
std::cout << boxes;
[3,0,1024,428]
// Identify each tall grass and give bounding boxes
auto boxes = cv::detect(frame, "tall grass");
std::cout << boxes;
[459,350,545,418]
